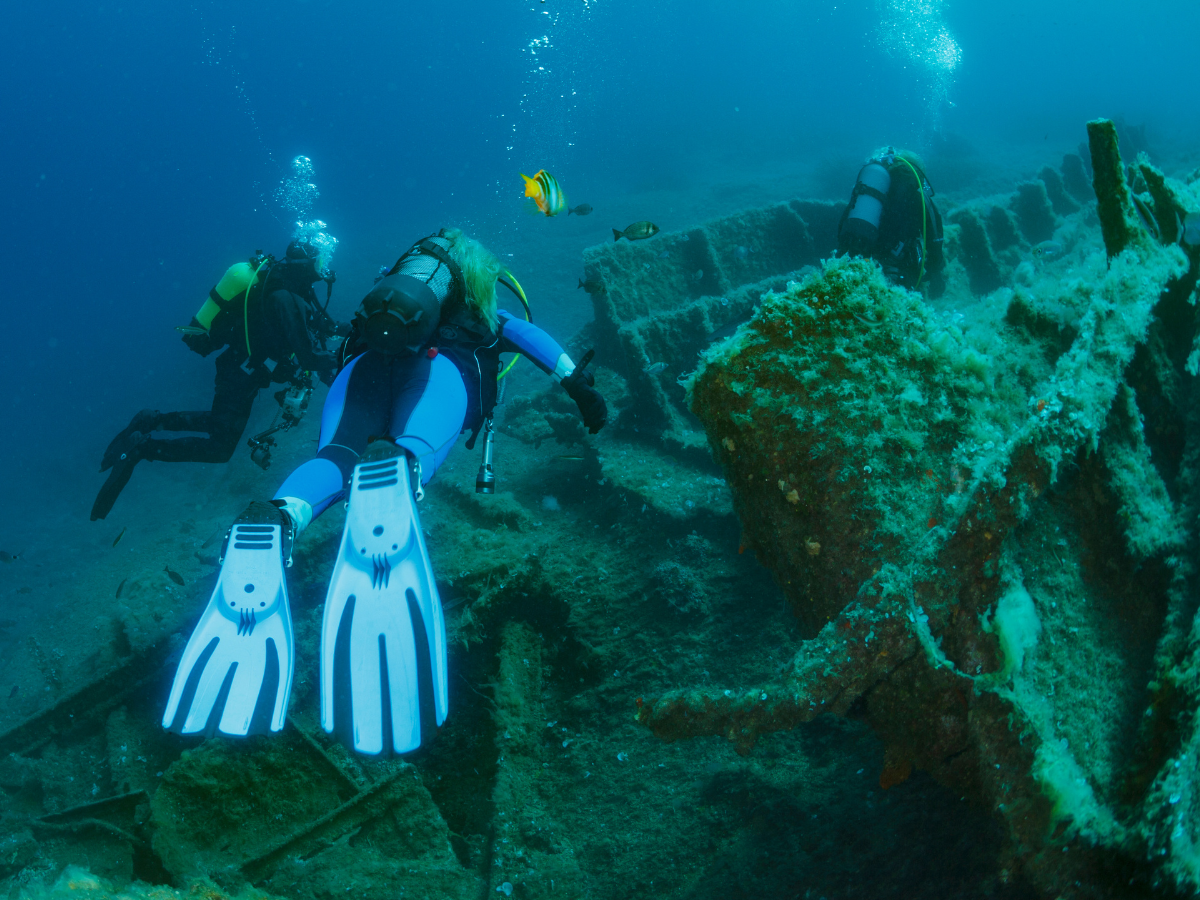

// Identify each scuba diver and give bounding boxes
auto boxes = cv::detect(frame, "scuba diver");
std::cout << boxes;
[836,147,946,296]
[92,240,347,521]
[160,228,606,756]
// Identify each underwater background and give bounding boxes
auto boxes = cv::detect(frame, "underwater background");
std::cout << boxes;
[4,1,1200,898]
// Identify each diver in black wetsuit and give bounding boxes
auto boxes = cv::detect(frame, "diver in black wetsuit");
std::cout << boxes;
[837,147,946,296]
[91,240,348,520]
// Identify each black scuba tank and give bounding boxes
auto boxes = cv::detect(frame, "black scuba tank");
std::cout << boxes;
[355,274,442,356]
[351,232,465,357]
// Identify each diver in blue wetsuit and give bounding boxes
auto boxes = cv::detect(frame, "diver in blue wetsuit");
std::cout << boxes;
[162,228,606,756]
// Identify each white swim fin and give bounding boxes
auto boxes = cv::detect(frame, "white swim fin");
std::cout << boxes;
[320,442,448,755]
[162,502,294,737]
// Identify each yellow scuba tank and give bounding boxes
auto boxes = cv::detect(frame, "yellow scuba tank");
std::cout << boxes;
[193,261,262,331]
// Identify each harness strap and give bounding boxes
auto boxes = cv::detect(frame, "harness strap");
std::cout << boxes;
[384,233,467,309]
[853,183,888,205]
[417,236,467,307]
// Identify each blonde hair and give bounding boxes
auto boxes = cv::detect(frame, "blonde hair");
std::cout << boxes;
[442,228,501,330]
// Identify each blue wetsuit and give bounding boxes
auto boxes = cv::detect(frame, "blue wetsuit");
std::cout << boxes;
[274,310,575,519]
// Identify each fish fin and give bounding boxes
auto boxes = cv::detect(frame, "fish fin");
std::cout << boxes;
[520,173,539,199]
[613,229,623,242]
[567,206,574,216]
[577,279,584,289]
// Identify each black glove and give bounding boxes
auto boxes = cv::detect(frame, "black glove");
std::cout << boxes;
[333,321,352,338]
[562,366,607,434]
[181,328,218,357]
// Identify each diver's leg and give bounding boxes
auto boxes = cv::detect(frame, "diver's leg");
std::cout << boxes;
[143,350,264,463]
[318,354,464,755]
[272,352,390,535]
[387,354,468,484]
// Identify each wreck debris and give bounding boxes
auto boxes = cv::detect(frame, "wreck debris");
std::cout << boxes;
[637,120,1200,895]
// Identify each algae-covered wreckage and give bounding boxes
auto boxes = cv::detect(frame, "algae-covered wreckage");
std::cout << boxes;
[3,118,1200,900]
[632,120,1200,896]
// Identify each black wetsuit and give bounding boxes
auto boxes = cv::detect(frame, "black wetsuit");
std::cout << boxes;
[151,267,338,463]
[91,257,340,519]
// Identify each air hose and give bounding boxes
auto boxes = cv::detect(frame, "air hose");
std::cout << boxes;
[895,156,929,287]
[497,269,531,380]
[243,257,271,359]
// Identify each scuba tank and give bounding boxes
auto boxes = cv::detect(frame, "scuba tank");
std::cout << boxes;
[356,274,442,356]
[193,261,263,333]
[177,257,269,357]
[181,241,331,357]
[352,233,464,357]
[838,161,891,258]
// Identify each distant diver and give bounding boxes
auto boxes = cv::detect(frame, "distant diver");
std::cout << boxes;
[836,147,946,296]
[161,228,608,757]
[91,239,349,521]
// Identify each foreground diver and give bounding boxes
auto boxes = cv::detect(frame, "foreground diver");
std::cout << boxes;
[836,147,946,296]
[92,239,345,520]
[161,229,607,756]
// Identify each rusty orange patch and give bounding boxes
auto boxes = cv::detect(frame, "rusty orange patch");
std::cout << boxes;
[879,758,913,790]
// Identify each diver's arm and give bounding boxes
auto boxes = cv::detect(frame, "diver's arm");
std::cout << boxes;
[495,310,577,381]
[497,310,606,433]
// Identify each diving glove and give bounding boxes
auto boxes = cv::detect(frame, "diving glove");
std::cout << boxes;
[562,367,607,434]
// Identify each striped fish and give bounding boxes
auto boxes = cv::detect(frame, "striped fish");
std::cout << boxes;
[520,169,567,217]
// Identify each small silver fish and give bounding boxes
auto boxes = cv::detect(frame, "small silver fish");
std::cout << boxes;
[658,251,671,259]
[175,325,208,336]
[643,362,668,375]
[1032,240,1064,261]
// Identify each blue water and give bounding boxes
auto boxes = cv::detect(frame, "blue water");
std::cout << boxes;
[0,0,1193,606]
[5,0,1198,522]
